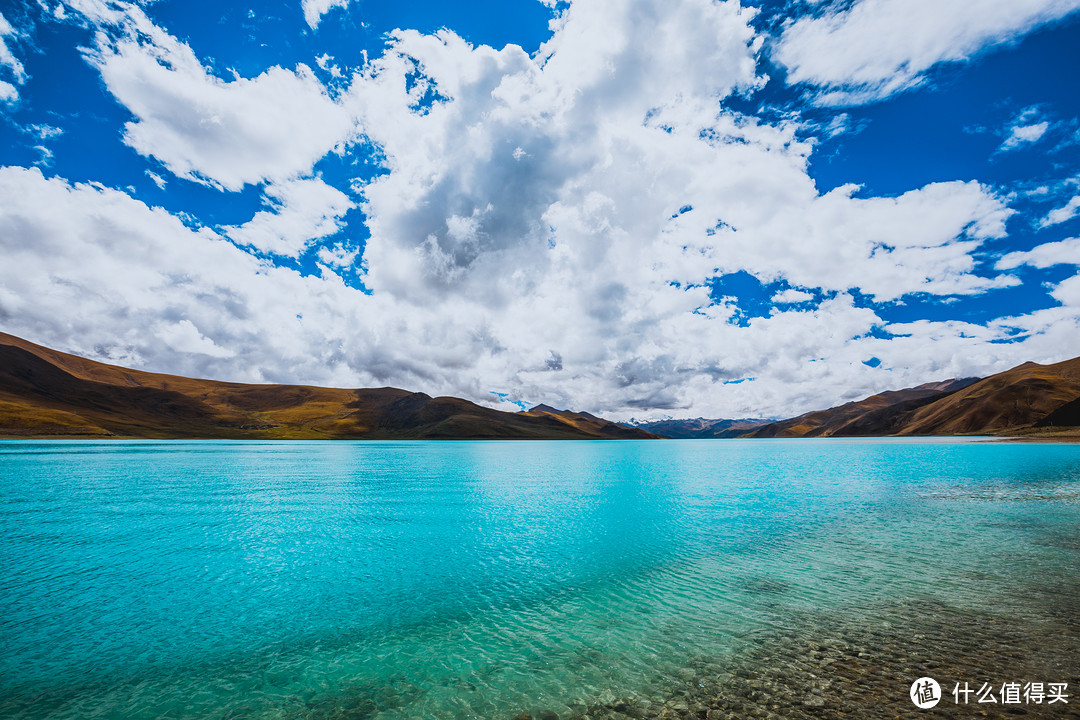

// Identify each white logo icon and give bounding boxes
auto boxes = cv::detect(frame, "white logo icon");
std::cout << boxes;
[911,677,941,709]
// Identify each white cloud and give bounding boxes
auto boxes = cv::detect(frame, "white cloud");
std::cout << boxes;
[1051,272,1080,306]
[1001,121,1049,150]
[717,181,1015,302]
[224,177,354,257]
[996,237,1080,270]
[316,242,360,268]
[155,319,235,358]
[302,0,351,30]
[999,107,1051,151]
[1041,194,1080,228]
[0,11,27,103]
[26,123,64,140]
[315,52,342,77]
[775,0,1080,104]
[773,288,815,304]
[0,14,24,79]
[78,1,358,191]
[32,144,53,165]
[815,111,862,139]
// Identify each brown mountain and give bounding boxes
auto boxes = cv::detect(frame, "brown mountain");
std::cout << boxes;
[0,332,656,440]
[745,378,979,438]
[746,356,1080,438]
[519,404,657,439]
[895,356,1080,435]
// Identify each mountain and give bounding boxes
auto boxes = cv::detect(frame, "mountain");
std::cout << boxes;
[746,356,1080,438]
[894,356,1080,436]
[629,417,771,439]
[519,404,656,439]
[0,333,656,440]
[745,378,979,438]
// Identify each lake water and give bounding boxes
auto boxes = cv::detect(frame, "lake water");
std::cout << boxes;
[1,439,1079,719]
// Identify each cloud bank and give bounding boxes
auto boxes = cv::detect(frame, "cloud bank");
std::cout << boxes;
[2,0,1079,420]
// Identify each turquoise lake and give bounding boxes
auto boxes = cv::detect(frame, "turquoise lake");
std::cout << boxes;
[1,439,1079,719]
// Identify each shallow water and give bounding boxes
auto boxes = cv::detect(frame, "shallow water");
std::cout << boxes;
[1,439,1078,719]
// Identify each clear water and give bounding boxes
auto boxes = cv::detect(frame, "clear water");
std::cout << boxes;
[1,439,1078,719]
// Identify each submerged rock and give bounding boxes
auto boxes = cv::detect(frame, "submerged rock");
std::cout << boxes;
[554,593,1080,720]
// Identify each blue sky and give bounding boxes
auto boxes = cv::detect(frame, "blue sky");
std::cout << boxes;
[1,0,1078,419]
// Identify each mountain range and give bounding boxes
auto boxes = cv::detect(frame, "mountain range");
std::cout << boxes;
[1,331,1077,440]
[628,359,1080,439]
[0,333,654,440]
[628,417,773,438]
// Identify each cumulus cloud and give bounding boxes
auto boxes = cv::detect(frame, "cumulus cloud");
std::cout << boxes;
[225,177,354,257]
[78,1,358,190]
[1051,272,1080,306]
[715,181,1015,301]
[5,0,1078,419]
[316,242,361,269]
[351,2,1011,310]
[775,0,1080,104]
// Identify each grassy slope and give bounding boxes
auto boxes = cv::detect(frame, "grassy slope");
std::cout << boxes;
[744,358,1080,439]
[897,357,1080,435]
[745,379,977,438]
[520,405,660,439]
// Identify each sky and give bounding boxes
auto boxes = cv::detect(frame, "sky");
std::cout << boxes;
[1,0,1079,421]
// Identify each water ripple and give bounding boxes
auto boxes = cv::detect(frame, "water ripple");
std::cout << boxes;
[1,439,1079,719]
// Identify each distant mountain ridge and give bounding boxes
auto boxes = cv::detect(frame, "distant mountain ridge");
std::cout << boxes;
[628,417,771,439]
[0,333,656,440]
